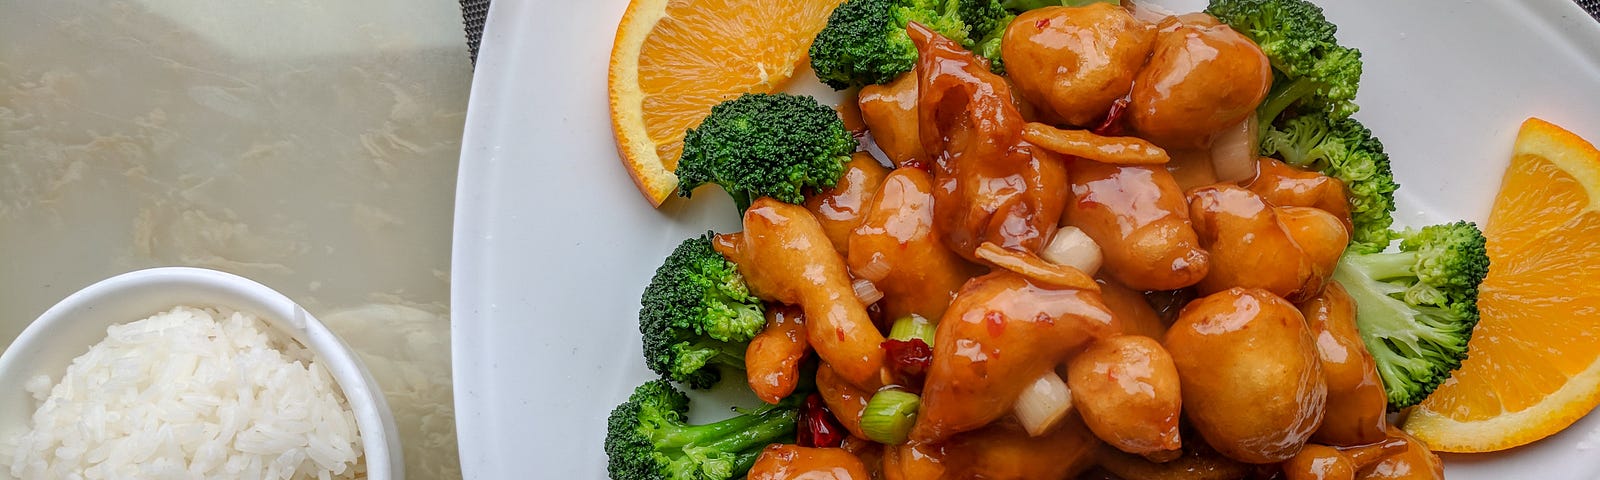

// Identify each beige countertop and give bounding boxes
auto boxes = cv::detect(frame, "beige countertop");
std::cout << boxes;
[1,0,469,477]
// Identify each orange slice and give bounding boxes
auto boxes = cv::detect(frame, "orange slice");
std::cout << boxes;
[1404,118,1600,452]
[609,0,845,206]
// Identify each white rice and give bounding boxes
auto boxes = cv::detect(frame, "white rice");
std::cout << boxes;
[1,306,363,480]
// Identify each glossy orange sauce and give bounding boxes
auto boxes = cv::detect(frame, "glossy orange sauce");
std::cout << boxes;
[1065,160,1209,291]
[1300,283,1389,446]
[807,153,891,255]
[1166,147,1220,190]
[847,168,980,321]
[748,445,872,480]
[1003,4,1156,127]
[1127,15,1271,149]
[694,7,1440,479]
[913,271,1118,443]
[1188,184,1332,303]
[909,22,1067,261]
[1164,288,1327,464]
[1067,335,1182,460]
[859,73,928,168]
[746,305,809,404]
[1096,277,1168,339]
[816,362,872,440]
[1247,156,1355,234]
[717,199,886,391]
[1355,431,1444,480]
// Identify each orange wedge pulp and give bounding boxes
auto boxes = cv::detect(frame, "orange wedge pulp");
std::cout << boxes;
[1404,118,1600,452]
[609,0,845,206]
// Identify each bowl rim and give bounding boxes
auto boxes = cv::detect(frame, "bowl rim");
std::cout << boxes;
[0,266,404,479]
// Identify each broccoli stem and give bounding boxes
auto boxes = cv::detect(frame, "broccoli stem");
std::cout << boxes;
[1341,251,1419,282]
[1335,254,1464,401]
[730,190,754,214]
[705,340,750,369]
[653,413,771,449]
[1335,256,1414,338]
[1334,259,1423,381]
[1257,77,1321,133]
[696,408,799,453]
[731,449,767,476]
[669,338,749,387]
[682,338,748,366]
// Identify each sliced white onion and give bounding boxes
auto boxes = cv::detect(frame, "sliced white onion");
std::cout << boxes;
[851,254,892,282]
[1127,0,1176,24]
[852,278,884,305]
[1014,370,1074,437]
[1042,226,1103,275]
[1211,113,1260,184]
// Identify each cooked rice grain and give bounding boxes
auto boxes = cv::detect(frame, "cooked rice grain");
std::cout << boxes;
[1,306,363,479]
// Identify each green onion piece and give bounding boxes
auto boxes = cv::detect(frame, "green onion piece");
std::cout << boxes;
[888,314,936,344]
[860,390,921,445]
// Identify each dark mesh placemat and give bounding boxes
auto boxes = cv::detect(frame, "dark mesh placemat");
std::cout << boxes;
[461,0,490,63]
[453,0,1599,63]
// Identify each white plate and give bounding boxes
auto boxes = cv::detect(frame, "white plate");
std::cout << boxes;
[451,0,1600,477]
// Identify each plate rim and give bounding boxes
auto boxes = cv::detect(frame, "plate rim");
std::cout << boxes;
[450,0,1600,477]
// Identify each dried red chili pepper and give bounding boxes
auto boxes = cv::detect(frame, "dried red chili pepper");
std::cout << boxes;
[1093,95,1132,137]
[798,393,846,448]
[882,338,933,390]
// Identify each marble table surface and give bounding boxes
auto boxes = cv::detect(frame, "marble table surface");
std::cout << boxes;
[1,0,470,477]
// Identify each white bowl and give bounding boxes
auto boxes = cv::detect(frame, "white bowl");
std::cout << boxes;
[0,267,403,479]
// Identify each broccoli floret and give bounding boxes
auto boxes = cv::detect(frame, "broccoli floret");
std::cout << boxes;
[964,0,1013,73]
[808,0,1104,84]
[1335,222,1489,409]
[809,0,988,89]
[1217,0,1395,252]
[1261,114,1398,253]
[641,234,765,389]
[1206,0,1363,127]
[970,25,1008,73]
[676,93,857,213]
[605,380,800,479]
[959,0,1008,35]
